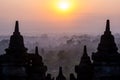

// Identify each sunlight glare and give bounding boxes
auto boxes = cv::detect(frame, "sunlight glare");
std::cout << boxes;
[58,1,70,11]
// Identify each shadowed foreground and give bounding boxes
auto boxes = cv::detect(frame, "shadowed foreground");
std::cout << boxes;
[0,20,120,80]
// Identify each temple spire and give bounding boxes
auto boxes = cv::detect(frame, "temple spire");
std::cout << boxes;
[5,21,27,53]
[75,45,93,80]
[80,45,91,64]
[105,19,111,34]
[35,46,39,55]
[83,45,88,57]
[96,19,118,53]
[59,67,63,75]
[14,21,20,35]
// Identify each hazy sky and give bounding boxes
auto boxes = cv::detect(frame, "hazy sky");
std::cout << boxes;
[0,0,120,35]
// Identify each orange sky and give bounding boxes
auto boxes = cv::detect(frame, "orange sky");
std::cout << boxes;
[0,0,120,35]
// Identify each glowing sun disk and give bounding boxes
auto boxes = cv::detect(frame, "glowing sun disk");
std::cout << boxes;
[58,1,70,10]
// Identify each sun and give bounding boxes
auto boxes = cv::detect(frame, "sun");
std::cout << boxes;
[56,0,72,12]
[58,1,70,11]
[51,0,79,18]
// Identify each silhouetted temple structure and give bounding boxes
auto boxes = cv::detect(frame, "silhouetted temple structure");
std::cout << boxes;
[92,20,120,80]
[0,20,120,80]
[0,21,52,80]
[71,20,120,80]
[75,46,93,80]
